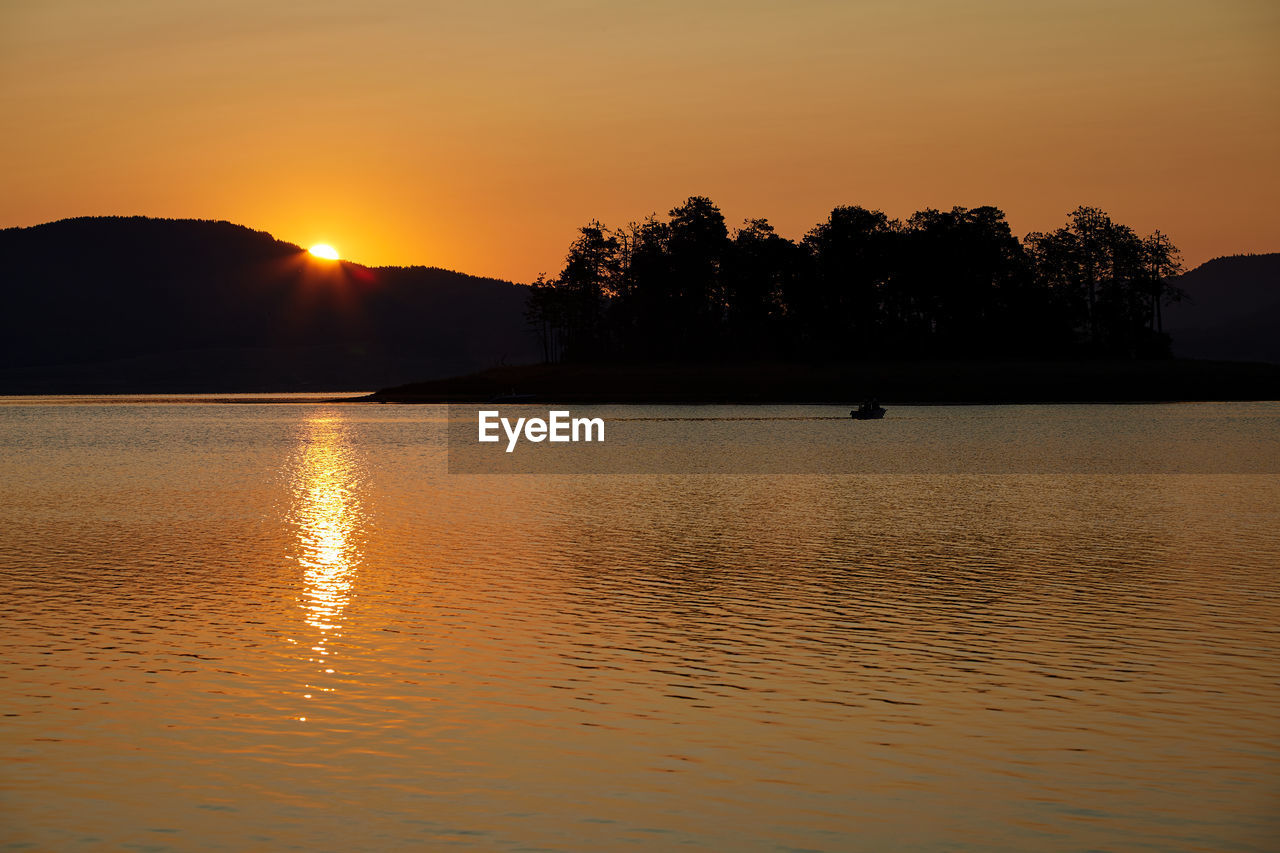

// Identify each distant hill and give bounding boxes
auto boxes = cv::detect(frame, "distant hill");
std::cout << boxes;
[0,217,537,392]
[1164,253,1280,364]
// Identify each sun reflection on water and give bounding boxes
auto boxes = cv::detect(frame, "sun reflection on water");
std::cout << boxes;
[288,414,367,667]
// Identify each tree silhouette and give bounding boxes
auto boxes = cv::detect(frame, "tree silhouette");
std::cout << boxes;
[802,206,896,357]
[666,197,729,357]
[724,218,803,357]
[529,198,1184,363]
[1026,207,1184,356]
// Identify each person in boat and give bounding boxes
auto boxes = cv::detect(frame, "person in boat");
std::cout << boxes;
[851,398,884,418]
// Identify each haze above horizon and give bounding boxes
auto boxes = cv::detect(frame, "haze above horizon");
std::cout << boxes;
[2,0,1276,282]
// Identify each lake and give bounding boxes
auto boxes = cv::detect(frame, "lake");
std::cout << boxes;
[1,398,1277,851]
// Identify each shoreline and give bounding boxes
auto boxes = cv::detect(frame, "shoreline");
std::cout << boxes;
[350,359,1280,406]
[3,360,1276,406]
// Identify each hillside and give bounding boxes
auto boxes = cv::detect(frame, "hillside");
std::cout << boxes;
[0,217,538,393]
[1165,253,1280,364]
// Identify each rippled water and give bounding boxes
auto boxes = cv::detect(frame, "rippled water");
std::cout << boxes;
[2,399,1277,851]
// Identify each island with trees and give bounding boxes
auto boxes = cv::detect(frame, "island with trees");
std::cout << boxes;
[529,197,1182,363]
[365,197,1278,404]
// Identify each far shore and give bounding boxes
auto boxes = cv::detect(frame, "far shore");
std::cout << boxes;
[348,359,1280,406]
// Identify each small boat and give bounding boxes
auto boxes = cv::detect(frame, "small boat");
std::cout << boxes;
[850,401,886,420]
[487,390,537,403]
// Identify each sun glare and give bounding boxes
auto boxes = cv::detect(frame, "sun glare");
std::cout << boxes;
[309,243,339,260]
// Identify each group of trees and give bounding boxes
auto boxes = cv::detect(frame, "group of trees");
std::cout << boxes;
[527,197,1184,362]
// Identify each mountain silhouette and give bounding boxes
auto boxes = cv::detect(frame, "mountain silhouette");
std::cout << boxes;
[1164,253,1280,364]
[3,216,1274,394]
[0,217,537,392]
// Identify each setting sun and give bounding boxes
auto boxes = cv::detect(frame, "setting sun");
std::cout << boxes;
[309,243,339,260]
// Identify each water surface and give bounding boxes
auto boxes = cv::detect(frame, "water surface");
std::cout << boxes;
[1,400,1277,851]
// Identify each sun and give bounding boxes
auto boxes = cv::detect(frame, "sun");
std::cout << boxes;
[309,243,339,260]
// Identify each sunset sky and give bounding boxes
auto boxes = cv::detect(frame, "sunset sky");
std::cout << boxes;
[2,0,1276,282]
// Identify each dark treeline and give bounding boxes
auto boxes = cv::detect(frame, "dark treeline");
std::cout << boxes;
[528,197,1184,362]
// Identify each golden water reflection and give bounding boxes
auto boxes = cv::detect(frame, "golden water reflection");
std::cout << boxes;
[288,414,367,654]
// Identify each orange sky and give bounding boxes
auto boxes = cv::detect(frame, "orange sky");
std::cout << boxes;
[2,0,1276,282]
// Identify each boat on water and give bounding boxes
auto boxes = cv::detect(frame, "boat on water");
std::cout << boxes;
[850,401,886,420]
[487,391,537,403]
